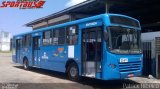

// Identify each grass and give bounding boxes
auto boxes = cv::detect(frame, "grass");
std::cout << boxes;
[0,51,12,53]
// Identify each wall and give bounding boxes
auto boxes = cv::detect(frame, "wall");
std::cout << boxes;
[142,31,160,78]
[142,31,160,41]
[0,31,11,51]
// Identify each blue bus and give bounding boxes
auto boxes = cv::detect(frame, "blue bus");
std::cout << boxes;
[12,13,143,81]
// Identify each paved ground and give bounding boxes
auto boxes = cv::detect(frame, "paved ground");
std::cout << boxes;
[0,53,160,89]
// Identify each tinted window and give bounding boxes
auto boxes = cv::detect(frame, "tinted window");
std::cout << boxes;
[53,28,65,45]
[43,30,52,46]
[16,39,22,50]
[22,35,31,47]
[33,37,41,50]
[66,25,78,45]
[4,32,9,38]
[110,16,140,28]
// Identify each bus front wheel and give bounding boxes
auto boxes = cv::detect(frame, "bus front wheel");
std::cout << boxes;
[67,62,79,81]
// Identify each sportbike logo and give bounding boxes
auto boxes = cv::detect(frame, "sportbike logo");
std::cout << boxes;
[0,0,45,9]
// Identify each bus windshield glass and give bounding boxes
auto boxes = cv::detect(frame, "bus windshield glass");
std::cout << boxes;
[107,26,141,54]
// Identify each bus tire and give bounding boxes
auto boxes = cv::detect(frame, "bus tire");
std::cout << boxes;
[23,58,30,70]
[67,62,79,81]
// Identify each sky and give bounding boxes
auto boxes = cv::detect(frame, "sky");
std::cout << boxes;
[0,0,87,36]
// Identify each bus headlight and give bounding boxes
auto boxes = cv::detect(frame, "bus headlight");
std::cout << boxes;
[109,64,116,69]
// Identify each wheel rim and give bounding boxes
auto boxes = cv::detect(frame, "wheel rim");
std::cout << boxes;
[70,66,77,77]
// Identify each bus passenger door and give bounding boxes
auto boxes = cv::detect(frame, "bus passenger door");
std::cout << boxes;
[32,37,41,67]
[16,39,22,63]
[82,27,102,78]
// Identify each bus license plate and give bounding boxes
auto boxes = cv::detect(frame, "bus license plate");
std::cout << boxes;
[128,74,134,77]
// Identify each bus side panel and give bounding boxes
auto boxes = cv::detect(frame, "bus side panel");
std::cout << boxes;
[40,46,67,72]
[102,52,120,80]
[16,48,23,65]
[28,47,33,66]
[73,44,82,75]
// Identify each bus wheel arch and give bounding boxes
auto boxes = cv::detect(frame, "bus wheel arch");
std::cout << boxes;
[23,56,30,70]
[65,59,79,81]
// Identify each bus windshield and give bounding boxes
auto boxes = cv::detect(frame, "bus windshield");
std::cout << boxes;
[107,26,141,54]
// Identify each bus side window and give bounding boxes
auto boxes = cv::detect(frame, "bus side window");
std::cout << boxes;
[16,39,22,50]
[66,25,78,45]
[43,30,52,46]
[22,35,31,47]
[53,28,65,45]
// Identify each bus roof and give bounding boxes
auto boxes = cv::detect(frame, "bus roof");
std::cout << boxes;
[14,13,140,37]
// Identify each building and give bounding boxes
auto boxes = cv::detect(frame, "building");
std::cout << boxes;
[24,0,160,78]
[0,31,11,51]
[25,0,160,32]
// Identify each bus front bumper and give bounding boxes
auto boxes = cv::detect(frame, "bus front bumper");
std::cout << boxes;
[102,70,142,80]
[120,70,142,79]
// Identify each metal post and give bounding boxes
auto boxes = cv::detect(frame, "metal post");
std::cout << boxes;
[156,53,159,78]
[105,3,112,13]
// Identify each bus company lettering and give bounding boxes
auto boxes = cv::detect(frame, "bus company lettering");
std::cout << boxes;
[86,22,98,27]
[42,52,48,60]
[0,0,45,9]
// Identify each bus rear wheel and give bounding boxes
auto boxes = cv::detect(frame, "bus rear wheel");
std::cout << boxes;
[67,63,79,81]
[23,59,30,70]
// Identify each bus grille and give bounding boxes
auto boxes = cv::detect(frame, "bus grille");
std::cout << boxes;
[119,61,141,72]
